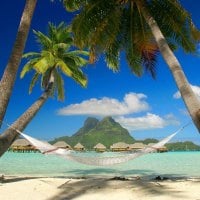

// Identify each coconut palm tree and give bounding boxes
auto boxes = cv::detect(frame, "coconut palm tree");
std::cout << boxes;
[0,22,88,157]
[0,0,37,126]
[62,0,200,132]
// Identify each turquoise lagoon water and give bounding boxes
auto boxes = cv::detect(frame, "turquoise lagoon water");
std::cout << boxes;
[0,151,200,178]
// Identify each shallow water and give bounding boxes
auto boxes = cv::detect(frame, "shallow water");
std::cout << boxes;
[0,151,200,178]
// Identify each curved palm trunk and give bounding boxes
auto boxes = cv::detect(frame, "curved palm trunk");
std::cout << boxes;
[0,91,48,157]
[0,0,37,126]
[142,10,200,132]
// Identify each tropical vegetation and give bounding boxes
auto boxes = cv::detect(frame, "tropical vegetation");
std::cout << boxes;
[51,116,135,149]
[166,141,200,151]
[63,0,200,132]
[0,22,89,157]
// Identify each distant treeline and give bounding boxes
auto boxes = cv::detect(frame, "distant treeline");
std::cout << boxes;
[166,141,200,151]
[138,139,200,151]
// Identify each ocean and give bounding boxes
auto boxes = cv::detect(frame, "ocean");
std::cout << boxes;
[0,151,200,178]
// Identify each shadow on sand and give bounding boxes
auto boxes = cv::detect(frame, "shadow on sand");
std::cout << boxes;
[0,176,42,184]
[47,175,190,200]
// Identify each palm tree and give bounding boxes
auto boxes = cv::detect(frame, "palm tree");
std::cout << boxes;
[62,0,200,132]
[0,22,88,157]
[0,0,37,126]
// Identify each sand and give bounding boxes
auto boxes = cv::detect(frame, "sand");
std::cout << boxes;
[1,176,200,200]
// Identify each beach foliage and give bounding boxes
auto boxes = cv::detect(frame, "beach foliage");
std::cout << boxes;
[0,22,89,157]
[21,22,88,100]
[62,0,200,132]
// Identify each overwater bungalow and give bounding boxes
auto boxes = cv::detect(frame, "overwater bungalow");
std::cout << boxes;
[74,143,85,151]
[53,141,72,149]
[147,143,168,152]
[10,139,37,152]
[157,145,168,153]
[110,142,129,152]
[129,142,146,151]
[93,143,106,152]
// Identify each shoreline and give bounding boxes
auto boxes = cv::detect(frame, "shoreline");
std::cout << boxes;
[1,175,200,200]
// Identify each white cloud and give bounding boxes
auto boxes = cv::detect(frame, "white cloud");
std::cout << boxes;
[114,113,179,131]
[163,114,180,126]
[173,85,200,99]
[57,93,150,116]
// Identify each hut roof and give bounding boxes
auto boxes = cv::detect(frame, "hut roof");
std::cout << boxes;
[53,141,71,148]
[129,142,146,149]
[11,139,31,147]
[93,143,106,149]
[147,143,166,149]
[147,143,156,147]
[110,142,129,149]
[74,143,84,149]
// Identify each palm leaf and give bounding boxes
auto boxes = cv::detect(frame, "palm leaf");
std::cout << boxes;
[22,52,41,59]
[29,73,39,94]
[64,54,88,67]
[63,0,86,12]
[33,58,50,74]
[33,30,52,50]
[22,22,89,99]
[54,70,65,100]
[56,59,73,76]
[20,58,39,78]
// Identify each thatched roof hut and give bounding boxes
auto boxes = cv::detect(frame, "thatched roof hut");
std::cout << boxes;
[147,143,168,152]
[74,143,85,151]
[12,139,30,147]
[53,141,71,149]
[147,143,156,147]
[93,143,106,152]
[129,142,146,150]
[157,145,168,153]
[11,139,36,152]
[110,142,129,152]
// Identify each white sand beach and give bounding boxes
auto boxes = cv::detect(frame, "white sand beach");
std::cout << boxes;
[1,176,200,200]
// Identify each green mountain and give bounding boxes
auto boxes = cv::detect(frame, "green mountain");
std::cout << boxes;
[51,116,135,149]
[73,117,99,137]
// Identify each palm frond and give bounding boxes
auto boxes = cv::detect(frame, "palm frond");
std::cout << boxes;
[66,50,89,56]
[148,0,199,53]
[54,69,65,100]
[64,54,88,67]
[63,0,86,12]
[69,67,87,87]
[22,52,41,59]
[33,30,52,50]
[23,22,89,97]
[20,58,39,78]
[105,39,120,72]
[33,57,51,74]
[56,59,73,76]
[29,73,39,94]
[71,0,121,52]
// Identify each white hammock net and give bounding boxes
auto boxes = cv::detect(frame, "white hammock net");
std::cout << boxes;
[13,126,184,166]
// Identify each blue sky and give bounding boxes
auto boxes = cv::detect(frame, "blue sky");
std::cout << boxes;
[0,0,200,144]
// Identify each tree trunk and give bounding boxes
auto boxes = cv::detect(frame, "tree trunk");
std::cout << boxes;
[0,0,37,126]
[142,10,200,132]
[0,92,48,157]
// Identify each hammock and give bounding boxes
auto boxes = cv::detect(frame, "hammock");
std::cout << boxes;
[8,124,187,166]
